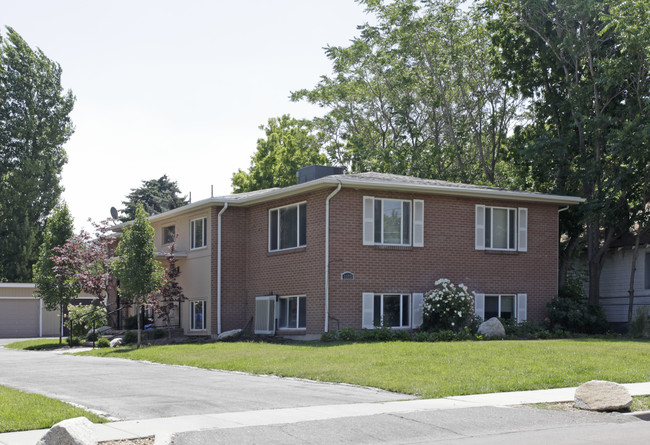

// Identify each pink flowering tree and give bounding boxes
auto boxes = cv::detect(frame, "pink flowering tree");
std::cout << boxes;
[148,241,186,339]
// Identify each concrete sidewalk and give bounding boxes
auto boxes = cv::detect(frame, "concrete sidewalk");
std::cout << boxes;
[2,382,649,445]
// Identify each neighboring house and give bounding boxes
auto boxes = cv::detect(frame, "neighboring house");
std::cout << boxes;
[596,233,650,323]
[114,167,582,339]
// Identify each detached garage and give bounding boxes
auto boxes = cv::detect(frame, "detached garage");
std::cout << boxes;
[0,283,60,338]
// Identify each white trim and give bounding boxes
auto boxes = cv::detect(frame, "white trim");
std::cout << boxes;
[517,293,528,322]
[268,201,307,252]
[189,300,207,331]
[362,292,375,329]
[277,295,307,329]
[365,293,412,329]
[475,205,485,250]
[190,217,208,250]
[365,197,413,247]
[518,208,528,252]
[483,206,517,251]
[474,293,485,320]
[0,283,36,288]
[413,200,424,247]
[483,294,517,320]
[412,293,424,328]
[363,196,375,246]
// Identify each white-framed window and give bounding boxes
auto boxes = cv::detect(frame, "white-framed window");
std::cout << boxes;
[474,293,527,322]
[269,202,306,251]
[163,225,175,244]
[362,293,411,328]
[363,197,424,247]
[278,295,306,329]
[475,205,527,251]
[190,217,207,250]
[190,300,206,330]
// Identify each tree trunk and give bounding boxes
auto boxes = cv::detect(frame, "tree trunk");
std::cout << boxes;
[136,302,142,349]
[59,303,63,344]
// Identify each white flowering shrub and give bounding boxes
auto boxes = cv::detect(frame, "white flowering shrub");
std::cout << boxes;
[422,279,475,332]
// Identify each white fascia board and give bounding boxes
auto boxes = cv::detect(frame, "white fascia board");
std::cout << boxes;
[0,283,36,288]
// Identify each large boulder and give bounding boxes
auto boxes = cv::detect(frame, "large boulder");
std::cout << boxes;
[109,337,123,348]
[574,380,632,411]
[36,417,96,445]
[217,329,242,341]
[477,317,506,338]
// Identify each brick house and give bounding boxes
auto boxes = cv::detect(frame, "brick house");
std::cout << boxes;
[124,167,582,339]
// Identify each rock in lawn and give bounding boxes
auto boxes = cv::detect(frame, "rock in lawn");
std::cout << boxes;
[36,416,96,445]
[477,317,506,338]
[574,380,632,411]
[217,329,242,341]
[109,338,123,348]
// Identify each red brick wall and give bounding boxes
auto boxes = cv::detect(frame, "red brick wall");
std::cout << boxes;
[214,186,560,335]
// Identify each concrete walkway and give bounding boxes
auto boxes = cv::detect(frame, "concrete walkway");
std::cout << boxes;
[2,383,649,444]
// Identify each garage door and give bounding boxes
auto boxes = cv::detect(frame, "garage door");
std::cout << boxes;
[0,299,40,337]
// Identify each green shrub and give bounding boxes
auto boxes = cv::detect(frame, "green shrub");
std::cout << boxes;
[96,337,110,348]
[123,331,137,344]
[65,336,83,347]
[86,331,100,342]
[422,279,475,332]
[502,319,548,339]
[414,331,432,342]
[320,331,336,342]
[393,329,412,341]
[337,327,358,341]
[630,306,650,338]
[152,329,165,339]
[546,296,609,334]
[67,304,108,337]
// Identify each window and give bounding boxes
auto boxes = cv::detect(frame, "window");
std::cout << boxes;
[278,296,306,329]
[190,217,207,249]
[269,202,306,251]
[475,205,527,252]
[190,300,206,330]
[474,293,527,322]
[374,294,410,328]
[163,225,175,244]
[484,294,515,320]
[363,197,424,247]
[645,253,650,289]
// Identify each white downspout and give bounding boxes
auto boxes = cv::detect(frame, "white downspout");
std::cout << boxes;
[325,182,342,332]
[217,202,229,335]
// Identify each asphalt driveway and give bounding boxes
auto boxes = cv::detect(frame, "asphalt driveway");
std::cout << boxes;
[0,340,411,421]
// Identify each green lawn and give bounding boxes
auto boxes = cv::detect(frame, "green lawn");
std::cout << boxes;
[77,339,650,398]
[0,385,107,433]
[4,338,68,351]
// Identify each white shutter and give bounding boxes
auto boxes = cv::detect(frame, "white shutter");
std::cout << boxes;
[412,293,424,328]
[516,293,527,322]
[254,296,276,334]
[518,208,528,252]
[363,196,375,246]
[413,200,424,247]
[475,205,485,250]
[474,293,485,320]
[362,292,375,328]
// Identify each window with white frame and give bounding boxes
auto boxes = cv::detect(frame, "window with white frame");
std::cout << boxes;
[363,197,424,247]
[474,293,527,322]
[374,294,410,328]
[190,217,207,249]
[190,300,206,330]
[269,202,306,251]
[475,205,527,252]
[163,225,175,244]
[278,295,306,329]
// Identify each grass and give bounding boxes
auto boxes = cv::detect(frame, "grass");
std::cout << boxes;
[3,338,69,351]
[77,338,650,398]
[0,385,107,433]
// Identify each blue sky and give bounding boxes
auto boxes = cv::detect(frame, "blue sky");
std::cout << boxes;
[1,0,369,231]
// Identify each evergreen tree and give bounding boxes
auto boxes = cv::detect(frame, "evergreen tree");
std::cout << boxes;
[0,27,75,281]
[120,175,187,222]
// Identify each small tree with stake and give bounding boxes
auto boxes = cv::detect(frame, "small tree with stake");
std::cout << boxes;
[149,241,186,339]
[113,204,164,348]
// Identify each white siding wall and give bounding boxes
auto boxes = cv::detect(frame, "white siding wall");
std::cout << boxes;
[599,246,650,322]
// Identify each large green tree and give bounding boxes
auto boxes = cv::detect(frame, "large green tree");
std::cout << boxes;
[120,175,187,222]
[231,115,328,193]
[0,27,75,282]
[32,202,77,344]
[113,204,165,347]
[486,0,650,303]
[292,0,519,186]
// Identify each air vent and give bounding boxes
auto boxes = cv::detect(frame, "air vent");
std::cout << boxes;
[341,272,354,281]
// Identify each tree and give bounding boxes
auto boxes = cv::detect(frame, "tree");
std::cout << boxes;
[0,27,75,282]
[486,0,650,303]
[113,204,165,347]
[32,202,77,344]
[292,0,520,186]
[150,242,186,339]
[120,175,187,222]
[231,115,328,193]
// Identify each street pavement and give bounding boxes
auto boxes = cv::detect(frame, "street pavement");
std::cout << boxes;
[1,339,649,444]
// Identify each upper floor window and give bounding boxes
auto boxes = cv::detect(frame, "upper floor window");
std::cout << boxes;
[269,202,306,252]
[363,197,424,247]
[190,217,207,250]
[163,225,175,244]
[475,205,527,252]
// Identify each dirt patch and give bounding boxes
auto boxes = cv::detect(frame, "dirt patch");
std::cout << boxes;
[99,436,154,445]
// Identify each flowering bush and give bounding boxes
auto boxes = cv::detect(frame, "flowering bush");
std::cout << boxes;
[422,279,475,332]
